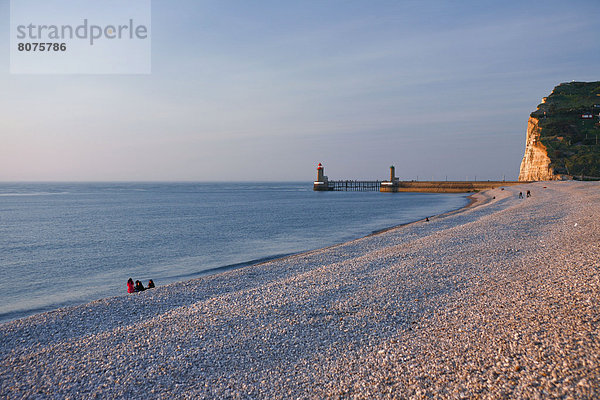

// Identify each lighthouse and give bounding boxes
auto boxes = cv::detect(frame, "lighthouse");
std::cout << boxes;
[380,165,400,192]
[313,163,330,191]
[317,163,325,182]
[390,165,397,182]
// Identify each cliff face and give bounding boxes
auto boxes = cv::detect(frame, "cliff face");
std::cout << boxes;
[518,81,600,181]
[518,117,557,181]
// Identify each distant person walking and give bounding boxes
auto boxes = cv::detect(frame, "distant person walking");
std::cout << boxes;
[519,192,523,199]
[127,278,135,294]
[526,190,531,198]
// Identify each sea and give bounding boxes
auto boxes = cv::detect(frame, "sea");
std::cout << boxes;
[0,182,469,323]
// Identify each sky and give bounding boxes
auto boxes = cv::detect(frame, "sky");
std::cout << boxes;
[0,0,599,182]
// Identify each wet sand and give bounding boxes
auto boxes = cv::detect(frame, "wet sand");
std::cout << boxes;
[1,181,599,399]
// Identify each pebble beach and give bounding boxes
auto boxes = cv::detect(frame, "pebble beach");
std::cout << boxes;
[1,181,599,399]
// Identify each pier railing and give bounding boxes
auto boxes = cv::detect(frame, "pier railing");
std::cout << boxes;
[315,180,381,191]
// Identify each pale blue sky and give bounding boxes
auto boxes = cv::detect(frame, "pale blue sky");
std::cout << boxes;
[1,0,598,181]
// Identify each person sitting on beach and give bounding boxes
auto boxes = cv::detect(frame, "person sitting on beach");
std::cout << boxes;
[147,279,155,289]
[135,280,145,292]
[127,278,135,294]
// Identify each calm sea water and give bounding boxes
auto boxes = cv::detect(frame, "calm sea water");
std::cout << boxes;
[0,182,468,323]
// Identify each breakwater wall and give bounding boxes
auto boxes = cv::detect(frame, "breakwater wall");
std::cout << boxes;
[380,181,523,193]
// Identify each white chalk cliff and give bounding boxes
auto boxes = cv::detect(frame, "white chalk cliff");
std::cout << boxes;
[518,117,557,181]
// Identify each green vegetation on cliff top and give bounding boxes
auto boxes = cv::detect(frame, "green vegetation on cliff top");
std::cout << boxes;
[530,81,600,177]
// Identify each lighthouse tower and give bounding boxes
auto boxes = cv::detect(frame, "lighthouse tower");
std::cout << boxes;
[389,165,398,182]
[313,163,330,191]
[380,165,400,192]
[317,163,325,182]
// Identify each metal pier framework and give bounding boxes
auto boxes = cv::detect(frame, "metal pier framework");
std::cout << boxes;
[321,180,381,191]
[313,163,381,191]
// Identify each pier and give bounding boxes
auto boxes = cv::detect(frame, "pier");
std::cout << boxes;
[313,163,380,191]
[313,163,524,193]
[315,180,381,191]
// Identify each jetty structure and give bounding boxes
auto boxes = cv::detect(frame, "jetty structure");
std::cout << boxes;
[313,163,381,191]
[313,163,523,193]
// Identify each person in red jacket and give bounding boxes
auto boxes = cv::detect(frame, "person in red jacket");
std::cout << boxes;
[127,278,135,294]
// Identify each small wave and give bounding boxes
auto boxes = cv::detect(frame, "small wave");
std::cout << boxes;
[162,252,297,281]
[0,299,82,323]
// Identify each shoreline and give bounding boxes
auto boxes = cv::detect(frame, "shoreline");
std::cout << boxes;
[250,193,475,271]
[2,181,599,398]
[0,191,472,325]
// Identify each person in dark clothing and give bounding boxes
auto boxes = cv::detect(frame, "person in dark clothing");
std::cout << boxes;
[147,279,155,289]
[526,190,531,198]
[519,192,523,199]
[127,278,135,294]
[135,280,145,292]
